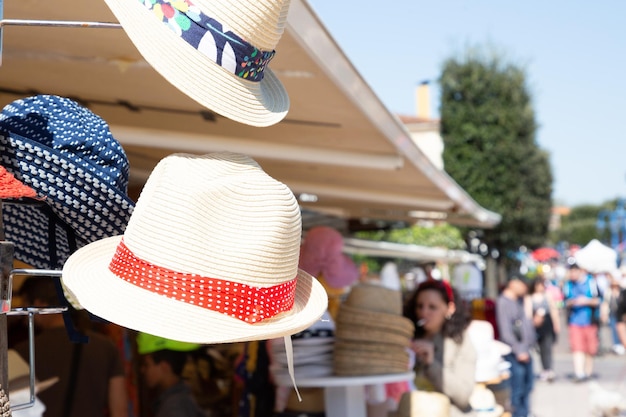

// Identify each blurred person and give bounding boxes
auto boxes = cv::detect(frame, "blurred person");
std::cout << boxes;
[403,279,476,416]
[593,272,610,355]
[604,274,626,355]
[562,263,602,382]
[525,277,560,382]
[137,333,207,417]
[614,278,626,348]
[496,276,535,417]
[13,276,128,417]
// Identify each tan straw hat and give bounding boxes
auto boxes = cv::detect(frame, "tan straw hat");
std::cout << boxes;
[344,282,403,315]
[8,350,58,395]
[62,152,327,343]
[103,0,291,127]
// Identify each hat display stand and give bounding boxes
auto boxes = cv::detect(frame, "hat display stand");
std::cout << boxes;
[0,227,67,413]
[0,9,125,411]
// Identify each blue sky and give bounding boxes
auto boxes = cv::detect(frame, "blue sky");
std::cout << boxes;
[307,0,626,207]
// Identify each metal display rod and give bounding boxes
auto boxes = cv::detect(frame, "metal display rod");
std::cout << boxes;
[0,1,123,409]
[0,240,13,408]
[0,19,121,29]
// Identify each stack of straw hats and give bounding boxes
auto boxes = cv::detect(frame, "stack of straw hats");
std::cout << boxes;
[333,282,414,376]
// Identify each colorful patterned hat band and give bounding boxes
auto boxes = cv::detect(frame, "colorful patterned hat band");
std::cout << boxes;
[143,0,276,82]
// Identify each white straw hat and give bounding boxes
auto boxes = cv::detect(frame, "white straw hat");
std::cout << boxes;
[104,0,291,127]
[62,152,327,343]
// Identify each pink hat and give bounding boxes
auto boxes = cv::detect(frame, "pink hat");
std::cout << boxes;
[299,227,358,288]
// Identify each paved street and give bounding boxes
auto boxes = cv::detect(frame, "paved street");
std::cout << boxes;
[530,311,626,417]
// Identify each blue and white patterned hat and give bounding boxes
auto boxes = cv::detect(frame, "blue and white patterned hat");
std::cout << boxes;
[0,95,135,270]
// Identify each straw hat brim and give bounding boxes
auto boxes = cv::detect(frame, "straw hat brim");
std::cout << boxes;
[62,236,328,344]
[103,0,289,127]
[9,376,59,396]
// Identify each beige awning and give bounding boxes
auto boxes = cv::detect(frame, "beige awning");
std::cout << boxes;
[0,0,500,228]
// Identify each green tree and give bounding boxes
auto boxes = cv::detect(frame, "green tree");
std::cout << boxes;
[550,200,617,246]
[353,223,466,272]
[355,223,465,249]
[439,48,553,260]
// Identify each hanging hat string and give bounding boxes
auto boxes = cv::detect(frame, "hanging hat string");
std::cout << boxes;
[283,334,301,402]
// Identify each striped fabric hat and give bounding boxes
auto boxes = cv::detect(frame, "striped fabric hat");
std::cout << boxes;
[0,95,135,270]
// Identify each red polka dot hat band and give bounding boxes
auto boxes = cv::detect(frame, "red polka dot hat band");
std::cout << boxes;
[110,239,297,323]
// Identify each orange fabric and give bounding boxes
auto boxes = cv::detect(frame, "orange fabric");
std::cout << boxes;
[0,166,38,199]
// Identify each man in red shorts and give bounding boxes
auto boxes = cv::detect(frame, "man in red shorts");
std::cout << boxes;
[563,263,602,382]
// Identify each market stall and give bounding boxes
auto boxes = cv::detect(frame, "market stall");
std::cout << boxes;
[0,1,502,416]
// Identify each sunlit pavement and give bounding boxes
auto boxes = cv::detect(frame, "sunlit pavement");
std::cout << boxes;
[530,311,626,417]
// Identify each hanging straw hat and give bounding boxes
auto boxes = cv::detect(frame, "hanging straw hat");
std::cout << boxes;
[103,0,291,127]
[62,152,327,343]
[7,350,58,396]
[0,95,135,270]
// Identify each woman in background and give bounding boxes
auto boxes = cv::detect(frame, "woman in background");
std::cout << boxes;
[403,279,476,416]
[525,277,560,382]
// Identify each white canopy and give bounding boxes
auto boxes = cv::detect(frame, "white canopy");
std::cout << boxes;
[574,239,618,274]
[342,238,484,265]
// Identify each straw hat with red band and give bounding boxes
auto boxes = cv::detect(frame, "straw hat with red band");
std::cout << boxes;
[103,0,291,127]
[62,152,327,344]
